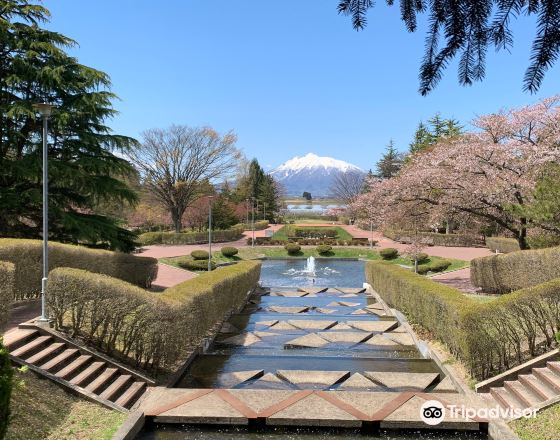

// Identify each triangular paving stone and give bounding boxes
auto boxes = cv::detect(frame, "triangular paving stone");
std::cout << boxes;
[247,373,292,390]
[336,373,383,391]
[230,389,296,411]
[268,306,309,314]
[333,391,397,416]
[318,331,372,344]
[327,301,341,307]
[363,334,400,346]
[304,293,317,297]
[277,370,350,389]
[221,333,261,346]
[348,321,398,333]
[382,395,472,426]
[315,308,337,314]
[432,376,457,393]
[253,331,280,338]
[267,392,360,425]
[365,303,385,310]
[365,309,388,317]
[287,320,336,330]
[278,291,308,297]
[389,326,408,333]
[363,372,439,391]
[350,309,368,315]
[215,370,264,388]
[219,322,240,333]
[338,301,361,307]
[340,293,359,297]
[385,332,416,346]
[335,287,366,294]
[328,323,354,331]
[255,320,279,328]
[298,287,328,294]
[162,392,246,421]
[270,321,299,330]
[284,333,329,349]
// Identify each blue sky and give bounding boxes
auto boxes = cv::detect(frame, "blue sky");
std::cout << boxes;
[45,1,559,170]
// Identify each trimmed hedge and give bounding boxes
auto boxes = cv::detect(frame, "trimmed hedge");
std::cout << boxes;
[237,221,269,231]
[285,243,302,256]
[191,250,209,260]
[178,260,216,271]
[251,237,372,246]
[294,227,337,239]
[48,260,261,372]
[138,227,244,246]
[366,261,560,379]
[380,248,399,260]
[471,246,560,294]
[316,245,333,255]
[0,262,15,330]
[485,237,520,254]
[0,338,13,439]
[0,239,158,300]
[384,230,485,247]
[221,247,238,257]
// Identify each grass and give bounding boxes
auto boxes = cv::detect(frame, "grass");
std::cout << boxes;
[6,369,126,440]
[463,293,499,303]
[510,402,560,440]
[271,225,353,241]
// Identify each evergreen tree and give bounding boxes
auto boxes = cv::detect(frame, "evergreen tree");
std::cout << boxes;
[211,195,239,230]
[258,174,280,222]
[376,140,404,179]
[0,1,138,251]
[409,115,463,154]
[409,122,432,154]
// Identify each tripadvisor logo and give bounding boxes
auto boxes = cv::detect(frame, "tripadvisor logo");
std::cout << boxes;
[420,400,445,425]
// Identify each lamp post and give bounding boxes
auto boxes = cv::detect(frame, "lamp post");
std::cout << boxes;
[370,220,374,249]
[263,202,267,222]
[245,198,249,226]
[251,198,255,248]
[208,196,214,272]
[33,102,54,322]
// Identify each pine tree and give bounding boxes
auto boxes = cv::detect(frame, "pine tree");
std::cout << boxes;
[409,122,432,154]
[0,1,138,251]
[376,140,404,179]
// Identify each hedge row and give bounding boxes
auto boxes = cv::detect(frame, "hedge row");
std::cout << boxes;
[366,261,560,379]
[294,228,337,239]
[236,221,269,231]
[250,237,372,246]
[0,262,15,330]
[0,338,13,439]
[47,260,261,372]
[0,239,158,300]
[485,237,520,254]
[471,246,560,294]
[138,226,244,246]
[384,230,485,247]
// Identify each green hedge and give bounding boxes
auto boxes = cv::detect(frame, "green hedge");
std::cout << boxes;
[471,246,560,294]
[0,338,13,439]
[252,237,372,246]
[47,261,261,372]
[485,237,520,253]
[366,261,560,379]
[138,226,244,246]
[0,239,158,300]
[294,227,337,239]
[0,262,15,330]
[237,221,269,231]
[384,230,484,247]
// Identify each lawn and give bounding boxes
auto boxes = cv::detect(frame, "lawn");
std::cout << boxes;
[272,225,353,241]
[510,403,560,440]
[6,370,126,440]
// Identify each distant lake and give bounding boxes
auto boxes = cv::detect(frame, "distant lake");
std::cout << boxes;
[286,203,345,212]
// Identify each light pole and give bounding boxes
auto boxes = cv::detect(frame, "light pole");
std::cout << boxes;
[208,196,214,272]
[263,202,267,222]
[251,198,255,248]
[370,220,374,249]
[245,198,249,226]
[33,102,54,322]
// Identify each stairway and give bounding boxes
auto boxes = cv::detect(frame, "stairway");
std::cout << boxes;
[479,361,560,414]
[4,325,153,410]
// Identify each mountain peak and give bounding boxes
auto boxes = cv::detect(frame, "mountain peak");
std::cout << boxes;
[275,153,362,173]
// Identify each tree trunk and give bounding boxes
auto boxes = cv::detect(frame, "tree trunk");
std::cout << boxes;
[171,208,182,233]
[445,220,451,234]
[518,226,529,250]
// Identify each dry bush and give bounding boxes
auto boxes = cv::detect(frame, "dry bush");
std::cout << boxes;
[485,237,520,253]
[0,261,15,329]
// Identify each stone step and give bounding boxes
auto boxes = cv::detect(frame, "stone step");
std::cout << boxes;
[26,342,65,365]
[99,374,132,401]
[41,348,80,373]
[547,361,560,376]
[490,387,524,410]
[70,361,106,387]
[503,380,541,408]
[10,336,53,358]
[85,368,119,394]
[518,374,556,401]
[55,355,92,380]
[114,381,147,408]
[3,329,39,350]
[533,367,560,394]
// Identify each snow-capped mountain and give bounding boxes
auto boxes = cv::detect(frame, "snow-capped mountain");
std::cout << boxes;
[271,153,364,197]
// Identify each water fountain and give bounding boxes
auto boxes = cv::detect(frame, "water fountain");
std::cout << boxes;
[304,256,316,276]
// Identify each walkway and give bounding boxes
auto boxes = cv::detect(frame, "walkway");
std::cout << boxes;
[431,268,479,294]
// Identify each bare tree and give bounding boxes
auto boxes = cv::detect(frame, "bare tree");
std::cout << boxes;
[127,125,240,232]
[329,170,366,204]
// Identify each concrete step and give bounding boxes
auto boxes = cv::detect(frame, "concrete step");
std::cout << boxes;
[41,348,80,373]
[114,381,146,409]
[518,374,556,401]
[533,367,560,394]
[547,361,560,376]
[85,368,119,394]
[503,380,541,408]
[3,329,39,350]
[70,361,106,387]
[490,387,524,410]
[26,342,65,365]
[55,355,92,380]
[11,336,53,358]
[99,374,132,401]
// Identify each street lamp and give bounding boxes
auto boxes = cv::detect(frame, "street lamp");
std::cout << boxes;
[263,202,267,222]
[370,220,374,249]
[251,198,255,248]
[245,198,249,226]
[33,102,54,322]
[208,196,214,272]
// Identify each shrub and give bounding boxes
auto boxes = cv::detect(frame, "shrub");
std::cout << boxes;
[0,239,158,300]
[366,261,560,380]
[0,339,13,439]
[294,227,337,239]
[0,262,15,330]
[379,248,399,260]
[384,230,484,247]
[471,246,560,294]
[316,245,333,255]
[428,259,452,272]
[190,250,209,260]
[485,237,520,253]
[237,220,269,231]
[285,243,302,256]
[138,226,244,246]
[221,247,239,258]
[178,259,216,271]
[410,253,429,264]
[417,264,431,275]
[48,261,261,372]
[527,234,560,249]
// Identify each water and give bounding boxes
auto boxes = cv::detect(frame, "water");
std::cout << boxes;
[259,259,365,288]
[286,203,346,213]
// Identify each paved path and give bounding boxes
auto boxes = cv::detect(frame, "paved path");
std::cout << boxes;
[2,299,41,334]
[152,264,197,290]
[431,268,479,294]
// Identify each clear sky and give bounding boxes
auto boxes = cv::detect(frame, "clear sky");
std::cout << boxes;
[44,0,559,170]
